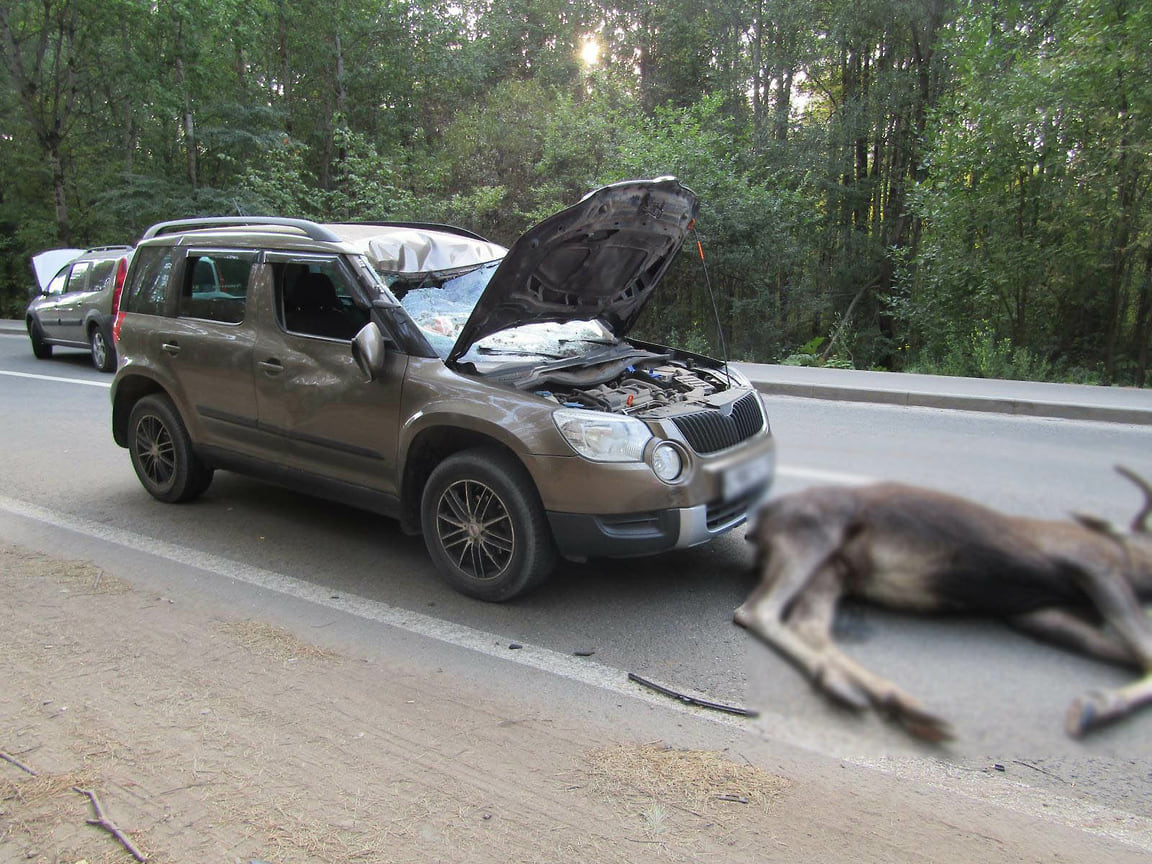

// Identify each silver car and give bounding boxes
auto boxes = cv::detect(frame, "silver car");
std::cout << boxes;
[26,245,133,371]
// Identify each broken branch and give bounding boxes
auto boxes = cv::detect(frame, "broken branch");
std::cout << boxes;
[627,672,759,717]
[73,786,148,862]
[0,750,37,776]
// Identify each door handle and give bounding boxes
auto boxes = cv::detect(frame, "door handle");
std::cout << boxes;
[258,358,283,375]
[161,341,181,355]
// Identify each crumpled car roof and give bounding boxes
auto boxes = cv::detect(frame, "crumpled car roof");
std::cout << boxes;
[330,224,507,275]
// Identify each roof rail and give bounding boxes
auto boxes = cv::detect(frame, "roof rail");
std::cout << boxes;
[332,220,491,242]
[140,217,342,243]
[83,245,134,253]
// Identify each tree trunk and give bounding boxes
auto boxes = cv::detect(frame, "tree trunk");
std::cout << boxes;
[751,3,763,139]
[335,29,347,163]
[174,54,197,189]
[48,144,72,245]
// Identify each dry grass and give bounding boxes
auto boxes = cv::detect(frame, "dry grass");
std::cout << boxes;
[0,768,100,855]
[216,619,336,664]
[585,743,791,821]
[1,546,129,594]
[256,811,390,863]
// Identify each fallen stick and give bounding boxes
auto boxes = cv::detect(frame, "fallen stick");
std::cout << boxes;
[627,672,760,717]
[73,786,148,862]
[0,751,37,776]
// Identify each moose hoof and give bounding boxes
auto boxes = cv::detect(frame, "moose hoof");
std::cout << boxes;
[898,708,954,743]
[1066,690,1120,738]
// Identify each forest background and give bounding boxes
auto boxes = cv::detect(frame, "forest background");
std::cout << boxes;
[1,0,1150,384]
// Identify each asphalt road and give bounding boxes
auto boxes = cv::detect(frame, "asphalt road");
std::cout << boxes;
[3,332,1152,830]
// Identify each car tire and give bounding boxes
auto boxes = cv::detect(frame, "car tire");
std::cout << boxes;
[89,324,116,372]
[421,447,556,602]
[28,319,52,359]
[127,394,214,503]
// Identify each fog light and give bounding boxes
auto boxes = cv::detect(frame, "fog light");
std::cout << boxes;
[651,442,683,482]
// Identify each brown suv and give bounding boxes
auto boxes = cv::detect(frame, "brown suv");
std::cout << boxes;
[110,178,775,600]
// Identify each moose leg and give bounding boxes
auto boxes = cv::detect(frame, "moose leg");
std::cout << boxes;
[735,530,875,709]
[1008,608,1139,668]
[1065,566,1152,736]
[738,545,952,741]
[1066,675,1152,737]
[786,577,953,741]
[734,524,840,637]
[738,567,869,710]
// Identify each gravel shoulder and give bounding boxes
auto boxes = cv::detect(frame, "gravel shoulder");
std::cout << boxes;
[1,543,1148,863]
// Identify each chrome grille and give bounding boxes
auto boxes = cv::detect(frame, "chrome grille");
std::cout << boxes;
[671,391,763,455]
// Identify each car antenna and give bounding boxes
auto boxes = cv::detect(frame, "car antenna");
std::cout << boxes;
[692,223,732,384]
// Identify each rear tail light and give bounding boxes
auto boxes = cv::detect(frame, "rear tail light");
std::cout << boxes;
[111,257,127,314]
[111,257,128,344]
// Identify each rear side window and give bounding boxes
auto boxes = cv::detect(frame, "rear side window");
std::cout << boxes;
[65,261,91,293]
[89,259,116,293]
[178,252,255,324]
[123,247,174,316]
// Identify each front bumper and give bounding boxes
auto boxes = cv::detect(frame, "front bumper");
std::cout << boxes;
[546,483,770,561]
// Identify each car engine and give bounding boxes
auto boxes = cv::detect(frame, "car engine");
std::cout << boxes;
[534,362,734,415]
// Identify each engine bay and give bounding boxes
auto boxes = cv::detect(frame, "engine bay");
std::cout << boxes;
[533,360,736,416]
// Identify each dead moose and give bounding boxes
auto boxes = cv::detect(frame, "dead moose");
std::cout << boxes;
[735,467,1152,741]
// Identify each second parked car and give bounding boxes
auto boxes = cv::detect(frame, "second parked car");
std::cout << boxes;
[27,245,133,371]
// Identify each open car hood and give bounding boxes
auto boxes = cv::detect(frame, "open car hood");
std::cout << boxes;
[31,248,85,292]
[446,177,699,365]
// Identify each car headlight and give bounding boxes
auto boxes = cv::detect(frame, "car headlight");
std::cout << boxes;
[553,409,652,462]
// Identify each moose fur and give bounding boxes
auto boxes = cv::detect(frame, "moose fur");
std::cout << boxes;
[735,467,1152,740]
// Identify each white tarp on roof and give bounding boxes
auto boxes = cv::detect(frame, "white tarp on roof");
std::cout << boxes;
[330,224,506,274]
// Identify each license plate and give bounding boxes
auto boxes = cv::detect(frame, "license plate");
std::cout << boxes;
[722,456,772,500]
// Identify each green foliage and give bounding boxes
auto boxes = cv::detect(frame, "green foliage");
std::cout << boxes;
[907,322,1054,381]
[902,0,1152,384]
[0,0,1149,384]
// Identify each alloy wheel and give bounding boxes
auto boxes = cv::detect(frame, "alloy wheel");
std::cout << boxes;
[91,330,108,369]
[133,414,175,489]
[435,479,515,581]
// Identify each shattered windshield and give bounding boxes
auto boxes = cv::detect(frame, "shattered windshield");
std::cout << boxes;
[389,261,616,364]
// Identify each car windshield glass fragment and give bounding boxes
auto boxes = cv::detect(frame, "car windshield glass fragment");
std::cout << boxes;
[390,261,615,363]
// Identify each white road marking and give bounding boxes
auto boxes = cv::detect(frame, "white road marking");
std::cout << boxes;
[0,492,1148,849]
[0,370,110,388]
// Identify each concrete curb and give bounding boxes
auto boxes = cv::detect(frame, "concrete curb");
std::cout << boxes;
[734,362,1152,427]
[743,377,1152,426]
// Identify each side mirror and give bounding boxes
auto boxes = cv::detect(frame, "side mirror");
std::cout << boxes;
[352,322,389,382]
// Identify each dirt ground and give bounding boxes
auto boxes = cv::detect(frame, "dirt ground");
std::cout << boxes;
[1,543,1148,864]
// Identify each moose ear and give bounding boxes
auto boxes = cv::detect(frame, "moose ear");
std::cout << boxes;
[1072,512,1119,537]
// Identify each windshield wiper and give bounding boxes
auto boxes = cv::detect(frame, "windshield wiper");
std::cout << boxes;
[477,346,568,359]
